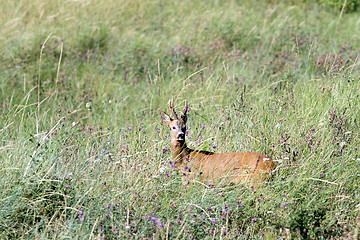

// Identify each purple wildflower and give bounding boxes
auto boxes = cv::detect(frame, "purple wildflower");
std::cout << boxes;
[169,161,176,168]
[281,203,288,208]
[184,166,191,171]
[127,127,132,130]
[202,125,206,129]
[210,218,218,223]
[148,217,164,227]
[78,210,83,215]
[162,148,168,153]
[250,218,257,222]
[150,217,159,223]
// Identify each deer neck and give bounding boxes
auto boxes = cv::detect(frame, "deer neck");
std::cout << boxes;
[171,140,191,166]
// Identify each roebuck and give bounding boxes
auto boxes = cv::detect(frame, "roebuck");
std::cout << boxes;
[160,101,275,185]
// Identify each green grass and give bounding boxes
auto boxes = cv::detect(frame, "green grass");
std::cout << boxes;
[1,0,359,239]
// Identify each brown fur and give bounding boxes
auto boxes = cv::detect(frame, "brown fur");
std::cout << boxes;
[160,101,275,185]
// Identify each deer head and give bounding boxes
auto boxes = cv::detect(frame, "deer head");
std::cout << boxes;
[160,100,188,142]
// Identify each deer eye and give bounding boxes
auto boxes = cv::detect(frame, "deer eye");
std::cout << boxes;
[172,126,176,130]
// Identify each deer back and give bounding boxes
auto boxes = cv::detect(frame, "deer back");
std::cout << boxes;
[186,151,274,184]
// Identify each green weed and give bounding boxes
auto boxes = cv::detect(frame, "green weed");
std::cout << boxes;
[0,0,359,239]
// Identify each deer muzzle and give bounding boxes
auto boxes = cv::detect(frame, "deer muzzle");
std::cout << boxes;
[177,132,185,141]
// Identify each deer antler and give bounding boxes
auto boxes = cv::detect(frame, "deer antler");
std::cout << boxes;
[168,99,179,119]
[182,101,188,114]
[181,101,188,123]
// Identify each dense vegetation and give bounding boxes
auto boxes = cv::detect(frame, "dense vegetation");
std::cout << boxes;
[1,0,359,239]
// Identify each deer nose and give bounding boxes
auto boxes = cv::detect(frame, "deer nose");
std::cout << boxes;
[177,133,185,140]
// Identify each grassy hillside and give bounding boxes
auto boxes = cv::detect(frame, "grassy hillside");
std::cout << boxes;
[0,0,359,239]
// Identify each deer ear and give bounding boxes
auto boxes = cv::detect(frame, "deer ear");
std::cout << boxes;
[160,110,172,123]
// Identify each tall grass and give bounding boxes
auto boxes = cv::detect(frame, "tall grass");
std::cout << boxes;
[1,0,359,239]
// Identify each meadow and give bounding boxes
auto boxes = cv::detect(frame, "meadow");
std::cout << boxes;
[0,0,359,239]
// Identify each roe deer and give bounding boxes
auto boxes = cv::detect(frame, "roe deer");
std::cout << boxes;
[160,101,275,185]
